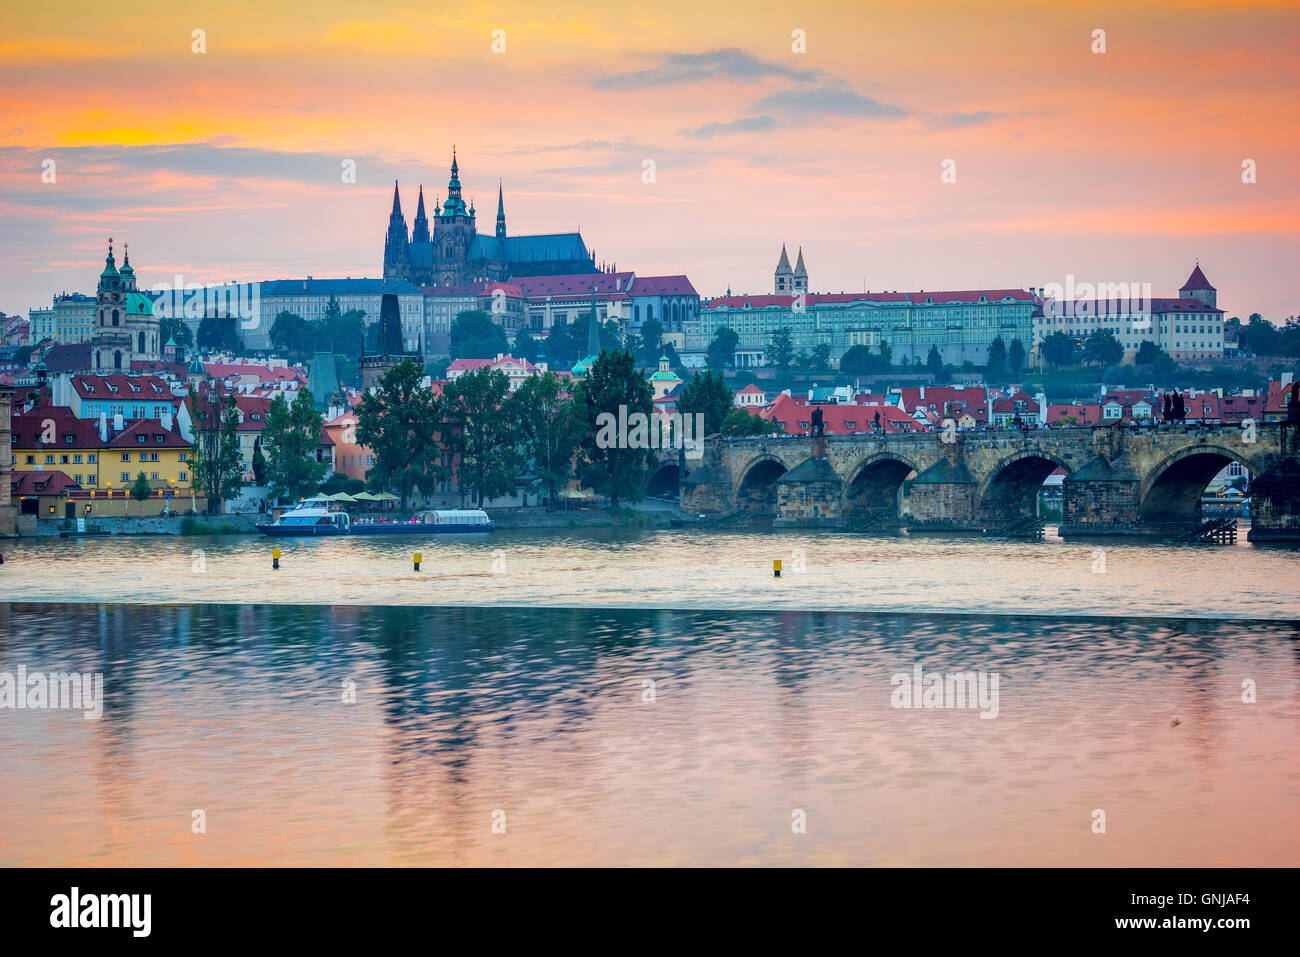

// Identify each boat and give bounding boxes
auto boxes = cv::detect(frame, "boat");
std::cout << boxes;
[256,498,493,536]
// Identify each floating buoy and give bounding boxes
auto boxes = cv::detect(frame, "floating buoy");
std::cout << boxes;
[272,548,281,570]
[773,559,782,578]
[413,552,422,572]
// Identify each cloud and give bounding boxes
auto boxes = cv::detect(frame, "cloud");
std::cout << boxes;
[929,110,1004,129]
[753,84,911,120]
[597,48,822,89]
[679,116,782,139]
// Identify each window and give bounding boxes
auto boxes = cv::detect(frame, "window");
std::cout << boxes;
[86,475,96,485]
[45,454,55,464]
[88,454,96,464]
[121,452,130,462]
[121,472,130,483]
[25,455,34,465]
[178,471,188,482]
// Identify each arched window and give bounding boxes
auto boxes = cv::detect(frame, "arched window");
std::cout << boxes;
[95,351,101,369]
[113,351,122,370]
[112,309,120,326]
[138,331,146,352]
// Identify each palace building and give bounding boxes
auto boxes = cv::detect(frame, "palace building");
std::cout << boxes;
[382,150,600,288]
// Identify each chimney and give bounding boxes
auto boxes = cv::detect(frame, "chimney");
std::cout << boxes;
[113,412,124,432]
[98,411,108,443]
[162,409,173,431]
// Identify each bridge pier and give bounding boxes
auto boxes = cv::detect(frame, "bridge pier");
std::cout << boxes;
[1059,455,1147,537]
[1246,458,1300,542]
[774,450,843,527]
[904,458,979,531]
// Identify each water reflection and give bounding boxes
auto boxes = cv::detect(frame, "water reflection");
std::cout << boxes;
[2,602,1297,866]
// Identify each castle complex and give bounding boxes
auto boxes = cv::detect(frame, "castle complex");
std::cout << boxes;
[382,151,600,288]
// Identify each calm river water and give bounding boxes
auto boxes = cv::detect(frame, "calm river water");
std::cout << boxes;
[1,528,1297,865]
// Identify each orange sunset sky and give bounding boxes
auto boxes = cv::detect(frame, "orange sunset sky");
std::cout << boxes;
[1,0,1297,322]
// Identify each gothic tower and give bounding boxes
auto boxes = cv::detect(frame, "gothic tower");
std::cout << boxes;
[774,244,793,294]
[382,181,410,282]
[432,150,478,286]
[496,180,507,243]
[411,186,430,244]
[792,247,808,295]
[1179,262,1217,309]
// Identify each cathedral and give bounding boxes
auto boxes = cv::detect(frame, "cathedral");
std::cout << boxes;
[92,238,161,371]
[382,151,600,287]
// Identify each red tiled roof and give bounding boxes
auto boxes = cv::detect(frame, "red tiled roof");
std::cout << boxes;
[11,470,81,496]
[895,386,990,424]
[69,373,172,399]
[1180,264,1216,292]
[511,272,635,298]
[107,418,189,449]
[705,289,1034,310]
[1046,403,1102,426]
[760,393,922,435]
[11,406,104,449]
[630,275,698,297]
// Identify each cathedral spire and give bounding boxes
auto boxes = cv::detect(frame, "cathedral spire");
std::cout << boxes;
[390,180,402,216]
[496,179,506,242]
[412,185,430,244]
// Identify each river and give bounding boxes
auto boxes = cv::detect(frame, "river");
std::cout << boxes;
[1,529,1297,865]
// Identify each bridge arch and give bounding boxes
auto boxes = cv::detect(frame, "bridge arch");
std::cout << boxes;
[977,448,1073,525]
[645,462,680,498]
[843,452,923,526]
[735,454,789,518]
[1139,444,1260,525]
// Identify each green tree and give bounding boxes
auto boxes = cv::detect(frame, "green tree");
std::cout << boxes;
[513,328,541,363]
[187,384,245,516]
[511,371,586,505]
[450,310,508,360]
[677,370,732,436]
[1008,339,1026,374]
[251,438,267,486]
[636,317,665,367]
[440,366,520,507]
[545,323,579,370]
[1082,329,1123,367]
[1135,340,1164,365]
[722,406,780,437]
[811,342,832,372]
[158,316,194,355]
[197,312,239,352]
[707,327,740,370]
[876,339,892,371]
[355,358,446,508]
[579,349,654,508]
[840,344,879,376]
[130,471,152,514]
[263,387,328,503]
[1040,331,1078,368]
[764,327,793,373]
[926,344,944,377]
[270,311,310,358]
[987,336,1007,378]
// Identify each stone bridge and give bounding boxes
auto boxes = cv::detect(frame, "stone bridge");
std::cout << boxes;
[646,422,1300,540]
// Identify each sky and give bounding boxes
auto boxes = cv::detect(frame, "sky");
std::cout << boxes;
[1,0,1297,323]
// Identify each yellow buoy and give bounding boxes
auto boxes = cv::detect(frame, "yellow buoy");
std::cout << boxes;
[413,552,423,572]
[773,559,782,578]
[272,548,281,570]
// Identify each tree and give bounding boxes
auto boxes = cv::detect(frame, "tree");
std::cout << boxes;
[987,336,1007,378]
[840,345,878,376]
[723,406,781,437]
[313,301,365,357]
[269,311,310,358]
[811,342,832,372]
[440,366,520,507]
[764,327,793,373]
[876,339,892,370]
[636,317,665,367]
[511,371,586,506]
[197,313,238,352]
[926,345,945,379]
[545,323,579,370]
[579,349,654,508]
[1135,340,1164,365]
[707,327,740,370]
[1241,313,1281,356]
[130,471,152,514]
[1040,331,1078,368]
[513,328,541,363]
[355,358,446,509]
[450,310,508,360]
[677,371,732,436]
[1008,339,1026,374]
[1082,329,1123,368]
[187,384,245,516]
[262,387,328,503]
